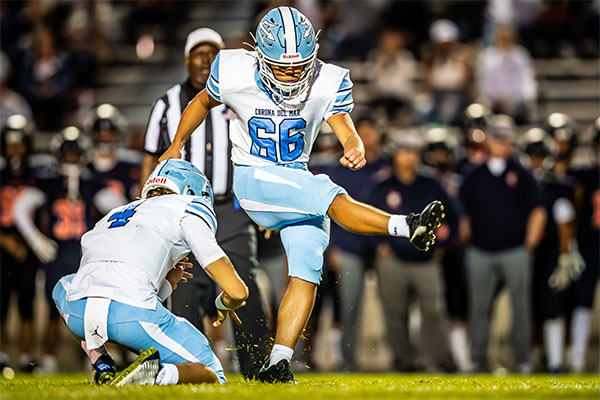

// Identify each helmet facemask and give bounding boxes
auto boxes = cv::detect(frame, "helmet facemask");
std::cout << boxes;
[255,42,318,100]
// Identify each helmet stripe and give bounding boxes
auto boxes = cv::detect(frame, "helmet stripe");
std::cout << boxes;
[279,6,297,55]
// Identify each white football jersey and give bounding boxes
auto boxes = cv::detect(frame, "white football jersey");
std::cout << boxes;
[66,194,225,309]
[206,49,354,166]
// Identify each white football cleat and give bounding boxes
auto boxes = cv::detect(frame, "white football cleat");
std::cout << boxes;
[110,348,161,386]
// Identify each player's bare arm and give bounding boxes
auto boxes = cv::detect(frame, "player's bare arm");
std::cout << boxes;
[159,90,221,161]
[327,113,366,170]
[204,256,249,327]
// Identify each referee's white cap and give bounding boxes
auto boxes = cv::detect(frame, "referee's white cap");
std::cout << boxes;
[430,19,458,43]
[184,28,225,56]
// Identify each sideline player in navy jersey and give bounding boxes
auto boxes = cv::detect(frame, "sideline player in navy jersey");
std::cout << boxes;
[544,113,599,372]
[568,132,599,372]
[15,127,94,372]
[53,159,248,386]
[160,7,445,382]
[521,127,582,373]
[85,104,140,222]
[0,115,51,372]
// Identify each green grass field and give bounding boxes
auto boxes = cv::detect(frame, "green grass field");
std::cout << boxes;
[1,374,598,400]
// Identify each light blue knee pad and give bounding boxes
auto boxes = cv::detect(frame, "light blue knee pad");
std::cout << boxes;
[280,218,330,284]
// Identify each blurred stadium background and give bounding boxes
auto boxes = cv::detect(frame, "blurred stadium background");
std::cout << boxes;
[1,0,599,378]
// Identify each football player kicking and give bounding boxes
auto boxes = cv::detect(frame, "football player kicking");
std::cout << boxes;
[159,7,444,383]
[52,159,248,386]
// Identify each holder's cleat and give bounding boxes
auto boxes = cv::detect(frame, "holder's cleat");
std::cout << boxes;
[110,348,161,387]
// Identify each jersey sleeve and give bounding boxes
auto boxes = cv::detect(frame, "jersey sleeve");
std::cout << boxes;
[12,186,47,240]
[180,214,225,268]
[183,197,218,234]
[324,71,354,120]
[206,52,223,103]
[553,197,576,224]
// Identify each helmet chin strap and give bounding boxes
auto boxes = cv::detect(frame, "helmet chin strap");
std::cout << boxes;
[252,31,318,100]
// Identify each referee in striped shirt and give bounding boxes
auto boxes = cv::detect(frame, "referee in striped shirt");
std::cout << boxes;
[140,28,270,379]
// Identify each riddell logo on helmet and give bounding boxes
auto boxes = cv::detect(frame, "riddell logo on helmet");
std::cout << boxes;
[282,53,301,59]
[146,177,167,185]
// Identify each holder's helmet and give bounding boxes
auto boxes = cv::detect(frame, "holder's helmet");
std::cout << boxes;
[141,159,213,205]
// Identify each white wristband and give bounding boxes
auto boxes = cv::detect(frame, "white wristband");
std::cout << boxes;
[157,280,173,302]
[215,292,233,311]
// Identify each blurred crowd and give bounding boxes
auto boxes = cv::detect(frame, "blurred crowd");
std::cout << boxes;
[1,0,599,376]
[1,1,599,131]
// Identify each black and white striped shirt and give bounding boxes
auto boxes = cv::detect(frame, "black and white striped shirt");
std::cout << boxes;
[144,79,233,198]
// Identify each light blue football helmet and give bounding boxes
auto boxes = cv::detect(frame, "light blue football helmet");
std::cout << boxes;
[141,159,213,204]
[254,6,319,100]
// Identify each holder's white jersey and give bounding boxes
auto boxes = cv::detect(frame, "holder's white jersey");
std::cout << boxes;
[66,194,225,309]
[206,49,354,166]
